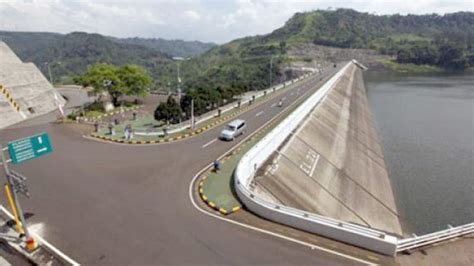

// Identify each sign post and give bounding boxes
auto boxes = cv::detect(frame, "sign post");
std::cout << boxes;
[0,132,53,251]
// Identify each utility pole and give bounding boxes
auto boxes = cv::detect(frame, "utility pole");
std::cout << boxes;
[190,98,194,129]
[47,63,53,85]
[270,57,273,87]
[45,62,61,86]
[177,61,181,100]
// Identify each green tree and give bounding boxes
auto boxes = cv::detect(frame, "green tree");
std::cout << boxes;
[76,63,151,106]
[117,64,151,98]
[154,96,182,124]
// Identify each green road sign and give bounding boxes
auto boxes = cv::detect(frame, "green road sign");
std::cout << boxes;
[8,132,53,165]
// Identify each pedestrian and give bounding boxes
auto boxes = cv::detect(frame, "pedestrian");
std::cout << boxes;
[124,125,130,140]
[108,123,115,136]
[213,160,221,172]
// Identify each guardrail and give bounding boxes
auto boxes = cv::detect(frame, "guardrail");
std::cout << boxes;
[234,61,400,256]
[397,223,474,252]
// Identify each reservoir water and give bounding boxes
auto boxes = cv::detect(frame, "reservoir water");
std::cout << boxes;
[364,71,474,235]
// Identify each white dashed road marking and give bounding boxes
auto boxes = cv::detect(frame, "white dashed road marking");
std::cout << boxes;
[202,138,218,148]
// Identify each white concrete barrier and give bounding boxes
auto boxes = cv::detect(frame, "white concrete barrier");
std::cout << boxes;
[234,61,399,256]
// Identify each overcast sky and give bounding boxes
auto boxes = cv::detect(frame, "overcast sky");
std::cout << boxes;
[0,0,473,43]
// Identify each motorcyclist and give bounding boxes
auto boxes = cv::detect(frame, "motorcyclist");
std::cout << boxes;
[278,99,283,107]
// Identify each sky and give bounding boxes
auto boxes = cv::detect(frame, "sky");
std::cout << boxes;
[0,0,473,43]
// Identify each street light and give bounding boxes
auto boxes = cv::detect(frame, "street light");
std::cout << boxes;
[44,61,61,86]
[172,57,185,100]
[270,56,276,88]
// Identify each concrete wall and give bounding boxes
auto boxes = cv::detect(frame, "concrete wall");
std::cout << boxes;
[234,61,399,256]
[0,41,65,129]
[256,64,402,235]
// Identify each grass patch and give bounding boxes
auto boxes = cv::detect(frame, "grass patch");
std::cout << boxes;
[201,122,279,212]
[198,75,321,213]
[379,59,442,73]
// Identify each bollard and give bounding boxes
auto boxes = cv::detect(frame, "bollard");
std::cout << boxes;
[237,100,241,108]
[264,91,267,96]
[94,122,99,133]
[132,112,137,120]
[108,124,114,135]
[25,237,38,251]
[163,127,168,137]
[217,109,222,117]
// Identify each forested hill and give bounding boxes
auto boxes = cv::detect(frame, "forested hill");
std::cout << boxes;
[0,31,215,83]
[112,37,216,58]
[0,31,171,83]
[159,9,474,94]
[264,9,474,69]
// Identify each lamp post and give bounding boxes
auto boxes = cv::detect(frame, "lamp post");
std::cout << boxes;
[44,62,61,86]
[172,57,185,100]
[270,56,276,88]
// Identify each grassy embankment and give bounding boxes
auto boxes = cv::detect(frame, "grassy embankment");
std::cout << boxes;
[378,59,443,73]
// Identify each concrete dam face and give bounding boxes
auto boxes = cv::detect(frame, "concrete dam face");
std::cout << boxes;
[254,63,403,236]
[0,41,65,129]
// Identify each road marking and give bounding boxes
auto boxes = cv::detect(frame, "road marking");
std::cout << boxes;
[189,173,376,265]
[309,154,320,177]
[271,103,277,108]
[255,111,264,117]
[0,257,11,266]
[202,138,218,148]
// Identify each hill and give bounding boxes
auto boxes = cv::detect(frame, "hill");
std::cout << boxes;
[162,9,474,92]
[113,37,216,58]
[1,9,473,90]
[0,31,215,84]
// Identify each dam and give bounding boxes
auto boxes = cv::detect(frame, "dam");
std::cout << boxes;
[253,62,402,235]
[234,60,473,256]
[0,42,65,129]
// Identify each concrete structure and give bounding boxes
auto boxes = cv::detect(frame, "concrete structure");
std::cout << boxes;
[0,42,65,129]
[256,62,402,235]
[235,61,400,256]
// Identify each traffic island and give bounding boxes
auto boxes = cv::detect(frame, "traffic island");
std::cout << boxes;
[88,104,254,144]
[85,74,317,145]
[196,87,312,215]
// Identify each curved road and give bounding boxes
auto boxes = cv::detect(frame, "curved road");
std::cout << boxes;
[0,68,361,265]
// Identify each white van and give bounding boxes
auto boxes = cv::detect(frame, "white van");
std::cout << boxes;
[220,119,246,141]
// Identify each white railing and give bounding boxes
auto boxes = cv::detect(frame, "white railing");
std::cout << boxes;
[135,73,314,136]
[234,61,400,256]
[397,223,474,252]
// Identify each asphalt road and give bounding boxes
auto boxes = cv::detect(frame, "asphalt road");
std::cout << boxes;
[0,68,364,265]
